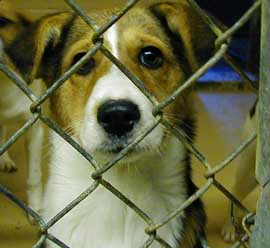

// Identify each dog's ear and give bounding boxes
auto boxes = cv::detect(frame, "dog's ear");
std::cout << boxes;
[0,1,19,25]
[149,0,217,71]
[6,12,73,83]
[0,1,32,45]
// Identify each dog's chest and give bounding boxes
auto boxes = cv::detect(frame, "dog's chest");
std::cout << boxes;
[50,185,182,248]
[44,135,188,248]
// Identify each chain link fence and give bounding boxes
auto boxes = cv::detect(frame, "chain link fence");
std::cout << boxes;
[0,0,268,247]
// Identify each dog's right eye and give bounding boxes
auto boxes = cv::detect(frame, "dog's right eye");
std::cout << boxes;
[139,46,163,70]
[72,53,96,76]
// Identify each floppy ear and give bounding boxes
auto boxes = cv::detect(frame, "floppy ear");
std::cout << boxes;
[149,0,217,71]
[6,12,74,83]
[0,1,19,25]
[0,1,32,45]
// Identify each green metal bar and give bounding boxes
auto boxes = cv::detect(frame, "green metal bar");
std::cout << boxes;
[0,185,45,227]
[224,54,258,90]
[187,0,224,37]
[153,44,228,115]
[142,235,156,248]
[100,45,159,105]
[251,0,270,246]
[63,0,99,30]
[46,233,70,248]
[145,179,214,233]
[0,62,37,102]
[43,181,100,232]
[162,119,212,170]
[92,0,140,41]
[213,180,249,214]
[0,115,40,156]
[92,116,162,178]
[39,114,100,170]
[100,178,154,226]
[216,0,262,47]
[31,42,102,112]
[33,235,47,248]
[205,133,257,178]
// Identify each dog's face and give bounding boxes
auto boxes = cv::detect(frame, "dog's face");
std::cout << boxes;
[7,1,215,163]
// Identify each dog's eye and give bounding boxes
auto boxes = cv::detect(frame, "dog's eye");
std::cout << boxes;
[72,53,95,76]
[139,46,163,69]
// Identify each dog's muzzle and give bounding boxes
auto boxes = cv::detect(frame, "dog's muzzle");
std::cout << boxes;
[97,99,141,138]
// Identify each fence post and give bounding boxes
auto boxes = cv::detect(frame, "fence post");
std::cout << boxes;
[250,0,270,247]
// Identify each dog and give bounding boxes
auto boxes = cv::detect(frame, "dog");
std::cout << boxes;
[0,2,45,217]
[5,1,216,247]
[221,100,258,242]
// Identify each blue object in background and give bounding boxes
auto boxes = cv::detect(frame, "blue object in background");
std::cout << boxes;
[199,38,257,83]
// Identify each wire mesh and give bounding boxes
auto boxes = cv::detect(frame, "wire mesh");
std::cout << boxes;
[0,0,266,248]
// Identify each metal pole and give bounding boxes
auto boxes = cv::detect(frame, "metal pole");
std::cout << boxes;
[250,0,270,246]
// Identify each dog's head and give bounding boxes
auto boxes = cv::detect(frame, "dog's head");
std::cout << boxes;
[6,1,216,163]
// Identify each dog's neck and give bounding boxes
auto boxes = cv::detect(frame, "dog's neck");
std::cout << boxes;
[46,132,188,247]
[49,131,188,196]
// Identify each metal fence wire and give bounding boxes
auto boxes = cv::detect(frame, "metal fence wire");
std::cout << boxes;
[0,0,269,247]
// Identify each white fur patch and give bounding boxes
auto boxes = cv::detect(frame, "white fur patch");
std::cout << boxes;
[106,24,119,58]
[43,133,187,248]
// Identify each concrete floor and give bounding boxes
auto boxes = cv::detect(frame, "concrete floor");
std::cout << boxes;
[0,89,258,248]
[193,90,258,247]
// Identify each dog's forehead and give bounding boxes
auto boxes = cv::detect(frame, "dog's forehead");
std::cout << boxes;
[66,7,167,51]
[117,8,167,39]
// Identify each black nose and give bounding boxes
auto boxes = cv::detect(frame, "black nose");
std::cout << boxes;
[97,100,141,137]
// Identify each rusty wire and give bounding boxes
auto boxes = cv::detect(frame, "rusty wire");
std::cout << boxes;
[0,0,263,247]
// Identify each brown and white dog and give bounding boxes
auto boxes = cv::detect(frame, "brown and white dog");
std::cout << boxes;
[222,100,258,242]
[0,2,44,217]
[5,1,216,247]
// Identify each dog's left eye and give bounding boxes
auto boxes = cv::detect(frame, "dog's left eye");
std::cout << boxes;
[72,53,96,76]
[139,46,163,69]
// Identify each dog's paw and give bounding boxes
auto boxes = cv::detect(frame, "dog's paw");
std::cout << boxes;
[0,157,17,173]
[221,221,237,243]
